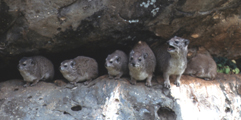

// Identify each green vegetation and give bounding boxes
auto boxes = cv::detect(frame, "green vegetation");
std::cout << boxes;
[214,57,240,74]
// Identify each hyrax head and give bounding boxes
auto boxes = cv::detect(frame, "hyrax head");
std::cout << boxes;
[187,47,198,59]
[18,57,35,72]
[129,50,147,69]
[59,59,76,74]
[105,55,121,68]
[167,36,189,54]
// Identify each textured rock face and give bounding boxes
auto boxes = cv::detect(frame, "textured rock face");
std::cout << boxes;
[0,74,240,120]
[1,1,241,119]
[0,0,241,56]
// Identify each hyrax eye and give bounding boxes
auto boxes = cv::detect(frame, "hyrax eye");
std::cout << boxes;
[70,62,74,66]
[116,58,120,62]
[110,61,113,64]
[64,65,67,68]
[138,58,142,62]
[22,63,26,66]
[175,41,179,44]
[130,57,133,60]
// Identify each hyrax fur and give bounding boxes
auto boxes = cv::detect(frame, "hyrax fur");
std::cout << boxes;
[18,56,54,87]
[105,50,128,80]
[129,41,156,87]
[154,36,189,88]
[60,56,98,85]
[184,47,217,80]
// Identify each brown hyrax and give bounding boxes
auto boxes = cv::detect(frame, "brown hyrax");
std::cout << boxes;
[105,50,128,80]
[184,47,217,80]
[59,56,98,85]
[154,36,189,88]
[129,41,156,87]
[18,56,54,87]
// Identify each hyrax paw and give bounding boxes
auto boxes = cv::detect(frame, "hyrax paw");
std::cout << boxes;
[164,83,170,88]
[130,80,136,85]
[145,82,152,87]
[23,84,29,87]
[84,81,90,85]
[203,78,210,81]
[174,81,180,87]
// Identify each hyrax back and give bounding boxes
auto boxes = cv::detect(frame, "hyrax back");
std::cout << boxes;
[128,41,156,87]
[59,56,98,85]
[105,50,128,80]
[154,36,189,88]
[18,56,54,87]
[184,47,217,80]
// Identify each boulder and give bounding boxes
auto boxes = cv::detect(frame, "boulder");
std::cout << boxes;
[0,74,240,119]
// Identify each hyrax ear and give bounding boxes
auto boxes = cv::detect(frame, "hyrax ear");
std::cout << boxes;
[184,39,190,46]
[130,50,135,56]
[116,56,121,62]
[143,53,148,59]
[70,61,76,67]
[30,59,35,65]
[106,55,110,61]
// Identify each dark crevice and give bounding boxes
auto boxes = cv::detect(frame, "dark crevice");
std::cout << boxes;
[157,107,176,120]
[63,111,71,115]
[71,105,82,111]
[225,107,231,113]
[13,88,19,91]
[27,96,32,99]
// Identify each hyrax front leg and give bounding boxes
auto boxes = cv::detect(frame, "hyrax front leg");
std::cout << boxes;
[30,79,40,86]
[174,74,181,87]
[163,72,171,88]
[114,72,123,80]
[70,82,77,86]
[145,74,153,87]
[108,74,114,79]
[130,77,137,85]
[84,79,92,85]
[24,82,30,87]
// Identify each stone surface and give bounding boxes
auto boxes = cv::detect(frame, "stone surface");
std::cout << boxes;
[0,74,241,120]
[1,1,241,119]
[0,1,241,68]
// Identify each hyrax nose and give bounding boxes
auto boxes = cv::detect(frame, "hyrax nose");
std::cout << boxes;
[105,63,107,67]
[166,41,169,45]
[132,63,135,67]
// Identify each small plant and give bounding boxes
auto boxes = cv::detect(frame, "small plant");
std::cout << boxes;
[214,57,240,74]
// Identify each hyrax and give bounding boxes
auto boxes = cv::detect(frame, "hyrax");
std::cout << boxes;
[59,56,98,85]
[129,41,156,87]
[184,47,217,80]
[18,56,54,87]
[154,36,189,88]
[105,50,128,80]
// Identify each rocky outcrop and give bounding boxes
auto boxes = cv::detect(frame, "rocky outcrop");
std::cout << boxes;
[0,74,240,119]
[1,1,241,119]
[0,0,241,56]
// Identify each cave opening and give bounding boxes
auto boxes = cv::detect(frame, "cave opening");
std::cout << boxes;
[157,107,177,120]
[0,43,135,83]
